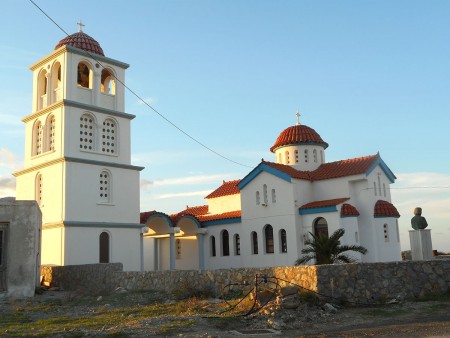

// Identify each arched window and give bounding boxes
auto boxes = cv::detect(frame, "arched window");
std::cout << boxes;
[313,149,317,163]
[373,182,377,196]
[263,184,268,205]
[234,234,240,256]
[221,230,230,256]
[33,120,43,155]
[377,175,382,196]
[101,68,116,95]
[279,229,287,253]
[271,189,276,203]
[101,118,117,154]
[264,224,274,254]
[99,232,110,263]
[38,69,48,110]
[35,173,43,206]
[256,191,260,205]
[304,149,309,163]
[383,183,386,197]
[46,114,56,152]
[99,170,111,203]
[251,231,258,254]
[314,217,328,238]
[295,150,299,163]
[210,236,216,257]
[77,62,91,88]
[278,153,282,163]
[79,113,95,151]
[285,151,290,164]
[51,62,62,103]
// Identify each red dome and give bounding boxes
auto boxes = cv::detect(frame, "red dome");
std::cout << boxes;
[55,32,104,56]
[374,200,400,218]
[270,124,328,153]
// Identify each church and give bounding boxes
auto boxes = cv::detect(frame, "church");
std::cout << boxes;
[13,27,401,272]
[141,114,402,270]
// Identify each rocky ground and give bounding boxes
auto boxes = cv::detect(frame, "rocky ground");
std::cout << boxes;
[1,287,450,337]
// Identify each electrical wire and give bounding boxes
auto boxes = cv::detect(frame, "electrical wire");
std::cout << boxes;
[28,0,254,169]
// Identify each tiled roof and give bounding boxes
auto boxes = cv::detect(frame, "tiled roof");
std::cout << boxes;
[55,32,105,56]
[300,198,350,210]
[374,200,400,218]
[262,154,379,182]
[197,210,242,222]
[205,179,240,199]
[140,211,158,224]
[341,203,360,217]
[311,155,378,181]
[270,124,328,152]
[170,205,209,223]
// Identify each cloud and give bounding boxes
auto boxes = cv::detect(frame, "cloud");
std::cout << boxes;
[137,97,157,106]
[0,148,22,171]
[157,190,212,199]
[140,174,232,189]
[0,176,16,198]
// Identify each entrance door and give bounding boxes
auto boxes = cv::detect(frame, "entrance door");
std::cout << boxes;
[0,223,7,292]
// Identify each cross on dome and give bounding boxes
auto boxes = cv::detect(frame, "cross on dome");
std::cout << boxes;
[77,20,85,32]
[296,111,301,125]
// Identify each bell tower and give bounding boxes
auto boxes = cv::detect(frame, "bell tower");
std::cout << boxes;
[14,26,144,271]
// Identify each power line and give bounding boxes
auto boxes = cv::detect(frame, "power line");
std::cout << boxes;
[28,0,254,169]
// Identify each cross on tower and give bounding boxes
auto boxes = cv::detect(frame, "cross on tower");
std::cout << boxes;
[296,111,301,125]
[77,20,85,32]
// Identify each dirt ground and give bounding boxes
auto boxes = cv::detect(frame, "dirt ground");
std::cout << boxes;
[1,288,450,337]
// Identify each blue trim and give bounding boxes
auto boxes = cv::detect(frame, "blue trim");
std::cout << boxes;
[176,214,202,228]
[366,156,396,183]
[340,215,359,218]
[202,217,241,226]
[145,213,174,227]
[299,206,337,215]
[374,215,399,218]
[238,163,291,190]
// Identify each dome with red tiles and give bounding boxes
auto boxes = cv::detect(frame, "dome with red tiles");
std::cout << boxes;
[55,31,104,56]
[270,124,328,153]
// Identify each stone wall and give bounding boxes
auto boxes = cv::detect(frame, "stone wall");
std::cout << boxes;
[41,260,450,302]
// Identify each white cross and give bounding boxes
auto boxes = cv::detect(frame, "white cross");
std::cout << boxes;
[77,20,85,32]
[296,111,301,125]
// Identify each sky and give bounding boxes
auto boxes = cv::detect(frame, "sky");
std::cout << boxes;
[1,0,450,252]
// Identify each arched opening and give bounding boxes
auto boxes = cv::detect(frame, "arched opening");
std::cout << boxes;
[264,224,274,254]
[251,231,258,254]
[35,173,43,206]
[313,149,317,163]
[79,113,95,151]
[263,184,268,205]
[101,118,117,154]
[38,69,47,110]
[77,62,91,88]
[210,236,216,257]
[101,68,116,95]
[99,232,110,263]
[279,229,287,253]
[221,230,229,256]
[46,114,56,152]
[314,217,329,238]
[51,62,62,103]
[99,170,111,203]
[33,120,43,155]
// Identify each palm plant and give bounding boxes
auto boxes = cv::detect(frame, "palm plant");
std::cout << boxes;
[295,228,367,265]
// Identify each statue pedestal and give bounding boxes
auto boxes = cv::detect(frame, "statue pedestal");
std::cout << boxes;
[409,229,433,260]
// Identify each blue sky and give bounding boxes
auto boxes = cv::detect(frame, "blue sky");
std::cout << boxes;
[1,1,450,252]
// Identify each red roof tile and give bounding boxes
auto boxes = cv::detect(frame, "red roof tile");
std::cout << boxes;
[197,210,242,222]
[374,200,400,218]
[55,32,104,56]
[140,211,158,224]
[300,198,350,210]
[341,203,360,217]
[262,154,379,182]
[205,179,240,199]
[270,124,328,152]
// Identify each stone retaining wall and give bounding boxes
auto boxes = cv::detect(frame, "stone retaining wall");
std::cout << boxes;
[41,260,450,301]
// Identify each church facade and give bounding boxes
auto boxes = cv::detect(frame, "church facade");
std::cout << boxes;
[13,26,144,271]
[142,117,402,270]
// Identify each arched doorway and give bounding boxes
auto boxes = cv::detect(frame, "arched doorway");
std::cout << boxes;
[314,217,329,238]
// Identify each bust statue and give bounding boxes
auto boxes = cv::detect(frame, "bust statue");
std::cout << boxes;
[411,207,428,230]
